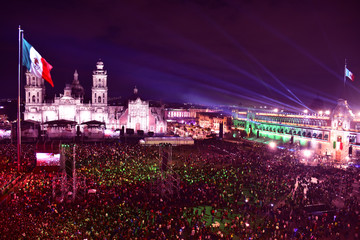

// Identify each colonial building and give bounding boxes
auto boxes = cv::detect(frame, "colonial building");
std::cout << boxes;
[165,106,215,124]
[232,99,360,162]
[197,112,232,134]
[117,87,167,134]
[23,60,167,138]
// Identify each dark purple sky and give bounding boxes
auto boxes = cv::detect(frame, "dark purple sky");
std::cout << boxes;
[1,0,360,111]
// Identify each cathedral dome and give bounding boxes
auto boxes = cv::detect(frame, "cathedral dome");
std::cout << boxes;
[71,70,85,99]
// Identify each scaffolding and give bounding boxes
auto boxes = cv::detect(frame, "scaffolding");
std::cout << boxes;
[155,143,180,200]
[52,144,86,203]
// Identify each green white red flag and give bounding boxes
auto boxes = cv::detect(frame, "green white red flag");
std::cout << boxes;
[22,38,54,87]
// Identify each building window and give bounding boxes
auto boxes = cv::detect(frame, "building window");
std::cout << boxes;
[32,95,36,103]
[98,96,101,103]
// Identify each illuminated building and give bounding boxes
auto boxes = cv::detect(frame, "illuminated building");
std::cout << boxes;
[233,99,360,162]
[118,86,167,134]
[0,114,11,140]
[23,60,167,139]
[165,106,216,124]
[197,112,232,134]
[165,106,227,138]
[165,109,196,122]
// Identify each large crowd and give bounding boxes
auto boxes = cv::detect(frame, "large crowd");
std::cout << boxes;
[0,139,359,239]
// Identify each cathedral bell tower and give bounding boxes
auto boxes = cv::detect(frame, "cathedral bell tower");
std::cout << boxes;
[92,60,108,105]
[24,70,45,104]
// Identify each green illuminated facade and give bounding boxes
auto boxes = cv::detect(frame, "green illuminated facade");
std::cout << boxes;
[232,100,360,162]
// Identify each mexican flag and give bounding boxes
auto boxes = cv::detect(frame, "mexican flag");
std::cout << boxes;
[345,67,354,81]
[22,38,54,87]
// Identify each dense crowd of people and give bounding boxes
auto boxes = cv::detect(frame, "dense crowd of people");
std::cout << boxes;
[0,144,34,194]
[0,139,359,239]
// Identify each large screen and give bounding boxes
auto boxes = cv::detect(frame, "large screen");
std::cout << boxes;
[36,152,61,166]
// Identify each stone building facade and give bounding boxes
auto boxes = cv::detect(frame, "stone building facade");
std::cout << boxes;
[24,60,167,136]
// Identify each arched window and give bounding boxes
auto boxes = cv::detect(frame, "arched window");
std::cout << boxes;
[98,96,101,103]
[32,95,36,103]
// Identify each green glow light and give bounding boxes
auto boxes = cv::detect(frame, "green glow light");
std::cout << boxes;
[299,139,307,146]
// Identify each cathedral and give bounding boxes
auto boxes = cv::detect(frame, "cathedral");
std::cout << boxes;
[24,60,167,136]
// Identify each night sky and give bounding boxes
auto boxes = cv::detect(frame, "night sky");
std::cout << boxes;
[2,0,360,111]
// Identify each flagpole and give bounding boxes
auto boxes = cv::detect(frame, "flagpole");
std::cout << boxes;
[343,58,347,99]
[17,26,23,172]
[344,59,347,87]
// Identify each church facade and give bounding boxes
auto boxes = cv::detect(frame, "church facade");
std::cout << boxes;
[23,60,167,136]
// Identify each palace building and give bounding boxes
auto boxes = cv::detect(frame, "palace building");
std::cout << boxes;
[232,99,360,162]
[23,60,167,139]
